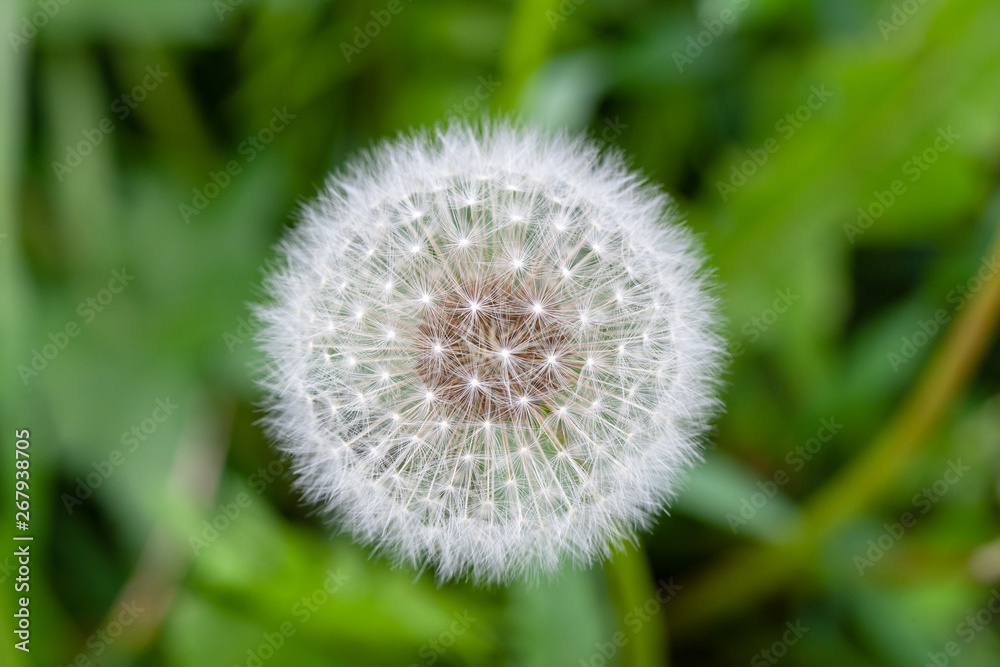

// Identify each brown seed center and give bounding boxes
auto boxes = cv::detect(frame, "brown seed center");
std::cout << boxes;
[414,278,571,423]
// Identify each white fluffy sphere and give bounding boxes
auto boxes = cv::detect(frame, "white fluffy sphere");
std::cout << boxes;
[256,120,723,584]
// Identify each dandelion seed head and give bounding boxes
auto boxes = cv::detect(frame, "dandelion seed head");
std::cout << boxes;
[256,119,723,584]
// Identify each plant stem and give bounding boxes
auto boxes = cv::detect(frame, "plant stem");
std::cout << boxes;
[498,0,562,111]
[606,545,669,667]
[670,227,1000,634]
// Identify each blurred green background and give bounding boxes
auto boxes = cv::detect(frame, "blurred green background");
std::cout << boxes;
[2,0,1000,665]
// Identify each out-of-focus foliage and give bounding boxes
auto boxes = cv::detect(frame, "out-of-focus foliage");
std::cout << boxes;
[1,0,998,665]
